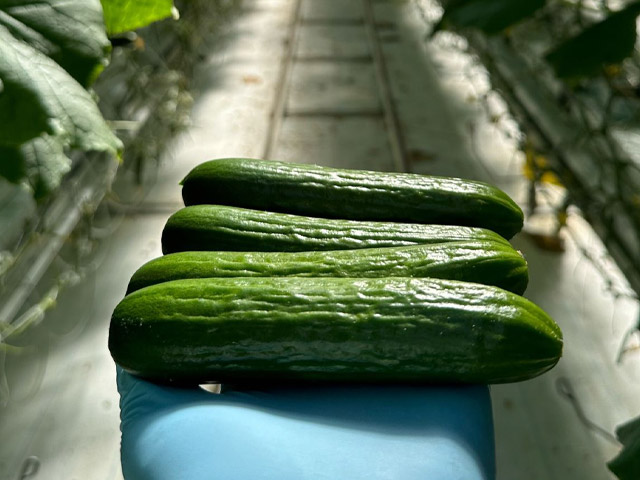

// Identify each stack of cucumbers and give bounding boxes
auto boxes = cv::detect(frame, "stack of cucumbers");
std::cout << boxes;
[109,158,563,385]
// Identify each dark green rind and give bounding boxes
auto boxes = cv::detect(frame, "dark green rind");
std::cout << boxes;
[109,277,562,385]
[128,241,528,295]
[180,158,524,239]
[161,205,513,255]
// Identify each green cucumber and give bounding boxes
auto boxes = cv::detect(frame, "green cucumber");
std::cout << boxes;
[109,277,562,385]
[161,204,513,254]
[127,241,528,295]
[180,158,524,239]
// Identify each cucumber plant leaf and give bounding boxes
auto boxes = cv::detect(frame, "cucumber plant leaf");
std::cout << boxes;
[545,1,640,81]
[0,22,121,198]
[0,24,121,151]
[608,415,640,480]
[433,0,546,36]
[0,0,111,87]
[101,0,176,36]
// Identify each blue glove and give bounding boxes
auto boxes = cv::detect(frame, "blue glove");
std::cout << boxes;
[117,367,495,479]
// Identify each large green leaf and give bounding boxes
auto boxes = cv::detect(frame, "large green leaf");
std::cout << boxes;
[0,0,111,87]
[0,24,121,151]
[546,1,640,80]
[0,22,121,197]
[433,0,546,36]
[608,415,640,480]
[101,0,175,36]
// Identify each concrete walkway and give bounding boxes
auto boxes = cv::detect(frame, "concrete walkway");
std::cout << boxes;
[1,1,638,479]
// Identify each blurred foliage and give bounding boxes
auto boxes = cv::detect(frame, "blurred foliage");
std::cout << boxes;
[522,144,563,187]
[433,0,546,35]
[428,2,640,479]
[608,415,640,480]
[435,0,640,83]
[99,0,241,191]
[546,1,640,81]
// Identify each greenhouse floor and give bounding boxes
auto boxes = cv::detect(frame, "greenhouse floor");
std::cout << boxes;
[2,0,640,479]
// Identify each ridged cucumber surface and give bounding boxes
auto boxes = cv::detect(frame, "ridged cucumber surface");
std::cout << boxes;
[109,277,562,385]
[180,158,524,239]
[161,204,512,254]
[128,241,528,295]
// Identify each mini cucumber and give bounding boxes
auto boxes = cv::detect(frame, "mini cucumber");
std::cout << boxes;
[180,158,524,238]
[109,276,562,385]
[127,241,528,295]
[161,204,513,254]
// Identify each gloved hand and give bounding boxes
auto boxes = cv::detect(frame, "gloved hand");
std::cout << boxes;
[117,367,496,480]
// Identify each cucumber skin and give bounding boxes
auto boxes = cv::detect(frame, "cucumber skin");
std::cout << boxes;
[127,241,529,295]
[109,277,562,385]
[180,158,524,239]
[161,204,513,255]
